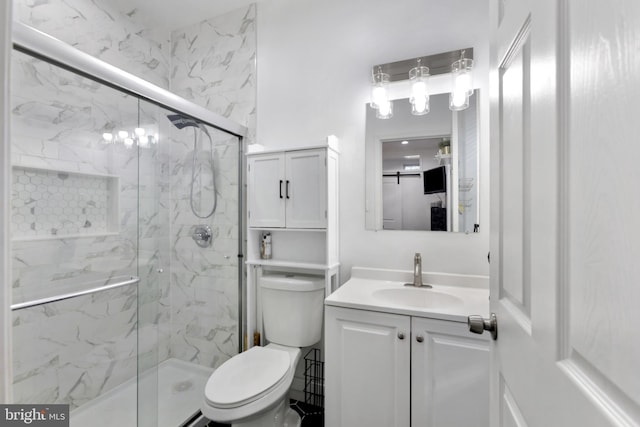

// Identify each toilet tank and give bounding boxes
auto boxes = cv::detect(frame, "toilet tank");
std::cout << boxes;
[260,273,325,347]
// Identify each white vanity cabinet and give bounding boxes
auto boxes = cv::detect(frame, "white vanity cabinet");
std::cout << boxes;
[325,307,411,427]
[411,316,490,427]
[247,148,327,229]
[325,306,489,427]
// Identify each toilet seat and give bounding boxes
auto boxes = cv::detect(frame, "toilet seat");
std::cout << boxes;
[205,346,290,409]
[201,344,301,424]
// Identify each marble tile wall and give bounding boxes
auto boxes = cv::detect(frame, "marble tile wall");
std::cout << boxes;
[171,4,256,145]
[166,128,240,369]
[165,5,255,370]
[13,0,171,90]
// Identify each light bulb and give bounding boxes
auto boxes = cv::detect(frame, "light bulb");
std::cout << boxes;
[124,137,135,148]
[371,85,388,109]
[455,72,473,95]
[409,64,430,116]
[449,90,469,111]
[370,69,390,109]
[411,80,428,98]
[102,132,113,143]
[376,100,393,119]
[118,130,129,139]
[134,127,146,137]
[411,95,429,115]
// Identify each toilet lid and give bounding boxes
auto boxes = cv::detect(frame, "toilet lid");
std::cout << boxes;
[204,346,290,408]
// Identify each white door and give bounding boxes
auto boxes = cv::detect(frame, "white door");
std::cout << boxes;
[325,306,410,427]
[247,153,285,228]
[383,176,403,229]
[490,0,640,425]
[284,149,327,228]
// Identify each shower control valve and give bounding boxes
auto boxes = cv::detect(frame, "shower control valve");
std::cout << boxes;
[192,225,213,248]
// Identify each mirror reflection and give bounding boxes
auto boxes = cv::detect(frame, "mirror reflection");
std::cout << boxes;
[365,92,479,232]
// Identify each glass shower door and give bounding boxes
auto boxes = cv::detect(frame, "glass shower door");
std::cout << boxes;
[10,48,144,425]
[138,99,242,426]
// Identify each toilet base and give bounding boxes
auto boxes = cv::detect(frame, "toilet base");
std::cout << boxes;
[231,399,301,427]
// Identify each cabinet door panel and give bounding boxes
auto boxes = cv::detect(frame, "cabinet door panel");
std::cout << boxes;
[325,307,410,427]
[285,149,327,228]
[248,153,285,227]
[412,317,490,427]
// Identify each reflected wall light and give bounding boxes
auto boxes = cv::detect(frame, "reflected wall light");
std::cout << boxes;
[370,48,473,119]
[102,127,157,148]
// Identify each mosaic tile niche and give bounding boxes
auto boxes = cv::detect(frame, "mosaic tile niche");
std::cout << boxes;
[12,166,119,239]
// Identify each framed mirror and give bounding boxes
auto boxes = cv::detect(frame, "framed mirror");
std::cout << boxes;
[365,91,479,232]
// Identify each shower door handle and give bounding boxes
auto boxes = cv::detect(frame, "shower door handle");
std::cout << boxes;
[279,180,283,198]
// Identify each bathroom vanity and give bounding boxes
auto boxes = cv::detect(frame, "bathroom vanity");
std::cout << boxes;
[325,267,490,427]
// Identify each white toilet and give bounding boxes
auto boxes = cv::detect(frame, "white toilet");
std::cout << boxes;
[201,273,325,427]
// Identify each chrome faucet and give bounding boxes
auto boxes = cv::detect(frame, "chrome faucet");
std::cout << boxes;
[414,253,423,287]
[405,252,432,288]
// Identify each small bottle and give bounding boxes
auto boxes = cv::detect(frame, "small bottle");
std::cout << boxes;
[260,232,272,259]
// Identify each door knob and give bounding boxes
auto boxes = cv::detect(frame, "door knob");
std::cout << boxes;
[416,335,424,343]
[398,332,405,340]
[467,313,498,340]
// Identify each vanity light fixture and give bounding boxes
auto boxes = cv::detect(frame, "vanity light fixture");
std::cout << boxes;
[449,50,474,111]
[370,48,473,119]
[409,58,430,115]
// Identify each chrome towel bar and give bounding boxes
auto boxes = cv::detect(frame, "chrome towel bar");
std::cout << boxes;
[10,276,140,311]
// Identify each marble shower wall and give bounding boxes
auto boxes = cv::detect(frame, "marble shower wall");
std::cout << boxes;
[13,0,171,90]
[166,5,255,369]
[171,4,256,145]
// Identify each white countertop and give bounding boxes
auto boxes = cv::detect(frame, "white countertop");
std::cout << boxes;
[325,267,490,323]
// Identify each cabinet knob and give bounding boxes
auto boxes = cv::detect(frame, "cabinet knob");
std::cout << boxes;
[416,335,424,343]
[398,332,405,340]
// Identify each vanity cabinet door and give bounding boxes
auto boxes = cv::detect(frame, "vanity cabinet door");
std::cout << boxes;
[247,153,286,228]
[325,306,410,427]
[411,317,490,427]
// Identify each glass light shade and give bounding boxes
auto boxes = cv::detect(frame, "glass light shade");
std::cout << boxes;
[376,100,393,119]
[102,132,114,143]
[134,127,146,137]
[118,130,129,139]
[123,137,135,148]
[409,65,430,116]
[451,57,474,96]
[370,70,390,109]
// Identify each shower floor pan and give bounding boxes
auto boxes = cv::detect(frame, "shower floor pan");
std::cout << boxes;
[70,358,213,427]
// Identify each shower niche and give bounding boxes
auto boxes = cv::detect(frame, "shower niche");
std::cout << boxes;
[11,166,120,240]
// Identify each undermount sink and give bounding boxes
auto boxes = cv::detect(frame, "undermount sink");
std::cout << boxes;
[372,287,464,309]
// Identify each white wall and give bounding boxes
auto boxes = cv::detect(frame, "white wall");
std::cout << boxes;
[257,0,491,279]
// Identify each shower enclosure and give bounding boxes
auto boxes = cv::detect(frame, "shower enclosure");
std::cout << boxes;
[8,23,245,426]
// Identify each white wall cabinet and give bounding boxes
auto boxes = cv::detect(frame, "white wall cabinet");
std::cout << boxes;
[248,148,327,229]
[325,306,489,427]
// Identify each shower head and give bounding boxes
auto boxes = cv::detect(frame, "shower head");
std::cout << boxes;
[167,114,201,129]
